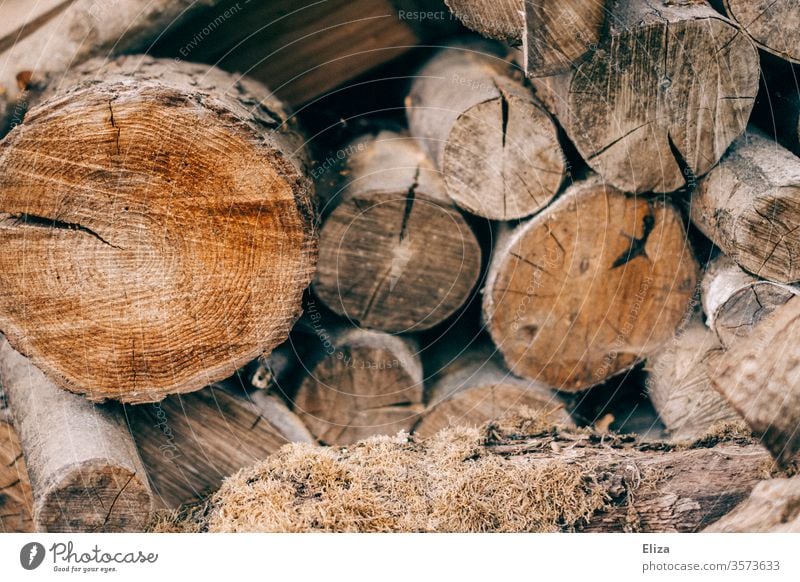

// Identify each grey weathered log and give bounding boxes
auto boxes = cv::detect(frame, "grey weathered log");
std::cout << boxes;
[415,343,572,437]
[709,296,800,466]
[701,254,798,348]
[406,40,565,220]
[710,0,800,64]
[704,475,800,533]
[0,338,152,532]
[313,131,482,332]
[690,132,800,284]
[0,0,221,132]
[127,385,314,508]
[293,327,424,445]
[531,0,759,193]
[646,321,740,440]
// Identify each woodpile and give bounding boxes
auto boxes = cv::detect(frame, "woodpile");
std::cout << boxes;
[1,0,800,534]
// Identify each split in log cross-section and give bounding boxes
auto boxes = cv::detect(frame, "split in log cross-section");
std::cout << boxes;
[313,131,482,333]
[0,55,317,403]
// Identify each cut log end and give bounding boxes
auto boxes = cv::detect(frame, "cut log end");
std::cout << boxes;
[484,177,698,391]
[0,56,317,403]
[717,0,800,64]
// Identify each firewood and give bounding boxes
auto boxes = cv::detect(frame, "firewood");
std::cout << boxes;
[415,344,572,437]
[406,41,566,220]
[0,385,34,533]
[531,0,759,193]
[313,131,482,332]
[710,1,800,64]
[710,296,800,466]
[690,132,800,284]
[701,254,797,348]
[153,0,458,107]
[194,423,774,533]
[483,176,698,391]
[646,321,740,440]
[0,55,317,403]
[443,0,523,44]
[127,385,314,508]
[704,475,800,533]
[0,0,221,131]
[293,328,424,445]
[0,338,152,532]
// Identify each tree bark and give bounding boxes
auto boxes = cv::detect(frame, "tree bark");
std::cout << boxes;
[483,175,698,391]
[0,55,317,403]
[704,475,800,533]
[415,343,572,438]
[406,40,566,220]
[0,338,152,532]
[313,131,482,332]
[126,385,314,508]
[0,0,221,132]
[0,384,34,533]
[646,321,740,440]
[710,296,800,467]
[531,0,759,194]
[443,0,523,44]
[701,254,798,348]
[293,328,424,445]
[690,132,800,284]
[710,0,800,64]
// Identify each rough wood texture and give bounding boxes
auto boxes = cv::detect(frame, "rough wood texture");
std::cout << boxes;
[127,385,313,508]
[406,41,565,220]
[532,0,759,194]
[0,385,34,533]
[701,254,798,348]
[710,297,800,466]
[443,0,523,44]
[690,132,800,284]
[705,475,800,533]
[646,321,740,440]
[0,0,219,131]
[524,0,610,77]
[710,0,800,64]
[294,328,424,445]
[483,176,698,391]
[415,345,572,437]
[0,338,152,532]
[0,55,317,403]
[314,131,481,332]
[152,0,456,107]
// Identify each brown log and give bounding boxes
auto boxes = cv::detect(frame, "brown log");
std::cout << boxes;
[415,344,572,438]
[152,0,457,107]
[0,0,221,131]
[406,40,566,220]
[646,321,740,440]
[701,254,797,348]
[710,1,800,64]
[483,176,698,391]
[200,424,774,533]
[0,338,152,532]
[313,131,482,332]
[443,0,523,44]
[710,296,800,466]
[690,132,800,284]
[531,0,759,194]
[127,385,314,508]
[704,475,800,533]
[293,327,424,445]
[0,384,34,533]
[0,55,317,403]
[523,0,611,77]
